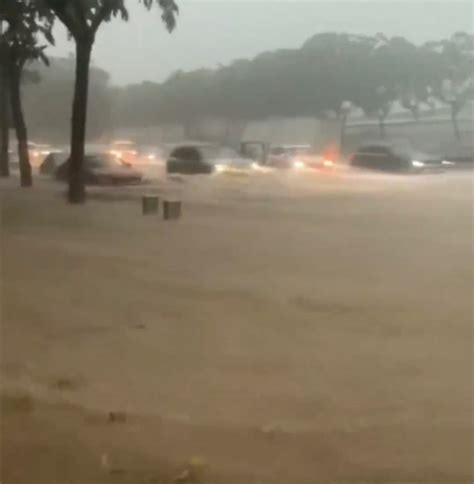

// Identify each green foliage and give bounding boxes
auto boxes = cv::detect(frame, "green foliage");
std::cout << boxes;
[40,0,178,41]
[13,27,471,141]
[428,32,474,113]
[114,32,469,129]
[0,0,54,70]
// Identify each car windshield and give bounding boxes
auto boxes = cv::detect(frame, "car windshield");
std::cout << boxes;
[287,146,311,156]
[271,146,311,156]
[86,154,123,167]
[111,141,136,150]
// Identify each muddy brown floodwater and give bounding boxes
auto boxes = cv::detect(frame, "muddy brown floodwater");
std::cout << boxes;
[1,170,473,483]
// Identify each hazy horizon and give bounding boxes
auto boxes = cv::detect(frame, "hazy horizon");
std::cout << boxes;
[49,1,473,86]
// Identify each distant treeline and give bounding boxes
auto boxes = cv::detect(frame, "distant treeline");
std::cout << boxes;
[25,32,473,142]
[23,56,112,143]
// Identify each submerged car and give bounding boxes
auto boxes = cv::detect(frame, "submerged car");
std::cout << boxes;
[139,145,165,164]
[167,144,253,175]
[350,143,444,173]
[261,144,336,170]
[108,140,139,164]
[28,142,53,166]
[55,153,142,185]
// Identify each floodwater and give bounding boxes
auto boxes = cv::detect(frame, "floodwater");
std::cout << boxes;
[1,169,472,483]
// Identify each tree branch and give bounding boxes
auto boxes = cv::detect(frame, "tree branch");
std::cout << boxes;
[91,0,114,34]
[46,3,81,40]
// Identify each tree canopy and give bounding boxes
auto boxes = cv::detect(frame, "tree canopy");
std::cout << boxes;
[111,32,473,131]
[16,30,474,143]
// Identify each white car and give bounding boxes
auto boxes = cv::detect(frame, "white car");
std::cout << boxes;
[267,144,335,170]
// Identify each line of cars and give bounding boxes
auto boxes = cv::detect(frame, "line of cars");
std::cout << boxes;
[24,137,472,187]
[166,142,338,175]
[37,141,337,186]
[164,139,469,176]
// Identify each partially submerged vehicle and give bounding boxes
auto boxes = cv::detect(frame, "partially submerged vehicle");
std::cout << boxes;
[108,140,139,164]
[350,142,445,173]
[55,153,142,185]
[167,143,254,175]
[28,142,53,166]
[240,141,336,170]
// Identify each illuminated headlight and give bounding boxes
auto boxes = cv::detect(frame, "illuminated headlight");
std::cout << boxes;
[215,164,227,173]
[323,159,334,168]
[411,160,425,168]
[442,160,455,166]
[293,160,305,169]
[147,154,156,160]
[251,162,260,170]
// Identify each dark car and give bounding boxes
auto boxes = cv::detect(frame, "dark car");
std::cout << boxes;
[55,153,142,185]
[167,144,216,174]
[350,143,443,173]
[167,144,253,175]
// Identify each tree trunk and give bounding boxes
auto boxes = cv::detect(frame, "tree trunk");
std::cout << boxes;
[9,63,32,187]
[340,114,347,157]
[183,121,195,140]
[68,40,92,204]
[411,105,419,123]
[451,105,461,142]
[224,117,232,146]
[378,116,386,139]
[0,65,9,178]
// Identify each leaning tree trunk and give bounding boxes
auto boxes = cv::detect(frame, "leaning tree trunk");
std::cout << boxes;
[0,65,10,178]
[68,39,92,203]
[9,63,32,187]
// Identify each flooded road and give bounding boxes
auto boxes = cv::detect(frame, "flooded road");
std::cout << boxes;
[1,170,472,483]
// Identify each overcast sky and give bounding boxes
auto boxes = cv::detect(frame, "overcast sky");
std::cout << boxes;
[50,1,473,86]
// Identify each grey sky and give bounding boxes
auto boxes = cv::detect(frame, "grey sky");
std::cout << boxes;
[50,1,473,86]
